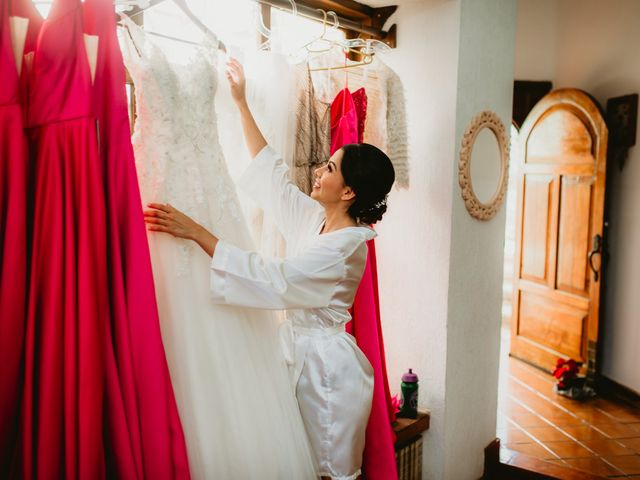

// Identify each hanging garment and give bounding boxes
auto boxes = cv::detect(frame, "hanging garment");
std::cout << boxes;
[83,0,191,477]
[330,86,359,154]
[312,55,409,188]
[352,87,367,143]
[211,145,375,480]
[119,17,317,480]
[330,85,398,480]
[216,49,295,259]
[18,0,190,477]
[348,240,398,480]
[20,1,110,477]
[0,2,28,475]
[290,63,331,195]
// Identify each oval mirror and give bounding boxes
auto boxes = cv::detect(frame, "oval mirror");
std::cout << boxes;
[459,111,509,220]
[470,128,502,204]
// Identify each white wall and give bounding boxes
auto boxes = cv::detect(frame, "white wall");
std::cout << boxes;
[444,0,516,477]
[377,0,516,478]
[515,0,640,394]
[377,2,461,478]
[513,0,559,81]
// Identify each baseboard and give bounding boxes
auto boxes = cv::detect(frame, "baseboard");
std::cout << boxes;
[598,375,640,408]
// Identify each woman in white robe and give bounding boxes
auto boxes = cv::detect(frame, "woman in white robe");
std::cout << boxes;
[144,59,395,480]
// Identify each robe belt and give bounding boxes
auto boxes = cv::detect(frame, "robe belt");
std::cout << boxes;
[293,324,345,337]
[279,320,345,390]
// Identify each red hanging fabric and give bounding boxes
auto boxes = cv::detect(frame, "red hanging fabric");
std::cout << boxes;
[0,2,28,475]
[330,85,398,480]
[83,0,190,477]
[15,0,190,476]
[20,1,110,475]
[347,238,398,480]
[330,87,359,155]
[351,87,367,143]
[84,0,189,479]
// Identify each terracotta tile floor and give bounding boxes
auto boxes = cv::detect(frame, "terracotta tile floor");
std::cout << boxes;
[497,341,640,478]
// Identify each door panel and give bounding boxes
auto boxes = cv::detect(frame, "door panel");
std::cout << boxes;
[521,175,553,283]
[510,89,608,375]
[527,107,594,160]
[557,176,593,294]
[517,290,586,361]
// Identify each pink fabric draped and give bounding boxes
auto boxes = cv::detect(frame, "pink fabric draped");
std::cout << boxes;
[347,239,398,480]
[83,1,190,477]
[330,87,397,480]
[15,0,190,477]
[21,0,109,474]
[351,87,367,143]
[0,1,28,475]
[330,88,358,156]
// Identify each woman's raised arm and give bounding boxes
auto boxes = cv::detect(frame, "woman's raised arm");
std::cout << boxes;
[226,57,266,158]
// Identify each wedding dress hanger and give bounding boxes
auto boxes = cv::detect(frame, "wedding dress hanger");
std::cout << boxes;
[305,12,374,72]
[299,9,340,55]
[124,0,226,52]
[255,0,297,52]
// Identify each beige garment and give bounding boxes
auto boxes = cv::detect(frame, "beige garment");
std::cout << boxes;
[291,63,331,194]
[310,56,410,189]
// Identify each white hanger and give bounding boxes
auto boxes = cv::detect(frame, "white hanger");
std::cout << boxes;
[114,0,151,11]
[255,0,297,51]
[123,0,226,51]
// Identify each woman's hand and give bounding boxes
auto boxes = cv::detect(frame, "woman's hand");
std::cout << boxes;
[144,203,219,257]
[144,203,202,240]
[225,57,267,157]
[225,57,247,107]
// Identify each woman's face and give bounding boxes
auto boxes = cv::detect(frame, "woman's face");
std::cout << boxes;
[310,149,354,206]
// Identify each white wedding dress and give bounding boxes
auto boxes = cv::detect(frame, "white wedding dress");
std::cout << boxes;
[119,17,317,480]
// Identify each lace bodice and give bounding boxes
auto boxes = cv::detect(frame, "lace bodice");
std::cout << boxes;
[119,17,251,260]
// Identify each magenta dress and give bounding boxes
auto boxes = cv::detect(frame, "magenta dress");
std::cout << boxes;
[21,1,109,475]
[17,0,189,477]
[83,0,190,477]
[0,2,28,474]
[331,86,398,480]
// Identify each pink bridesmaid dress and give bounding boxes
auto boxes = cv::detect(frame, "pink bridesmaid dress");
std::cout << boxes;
[0,1,28,475]
[331,85,398,480]
[21,0,109,476]
[17,0,190,477]
[83,0,190,477]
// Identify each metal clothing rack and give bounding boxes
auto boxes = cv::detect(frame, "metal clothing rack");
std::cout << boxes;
[255,0,397,48]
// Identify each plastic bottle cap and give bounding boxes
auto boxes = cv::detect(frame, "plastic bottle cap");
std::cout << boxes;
[402,368,418,383]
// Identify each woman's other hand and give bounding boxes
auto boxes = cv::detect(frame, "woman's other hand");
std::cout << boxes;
[144,203,201,240]
[144,203,219,257]
[226,57,247,106]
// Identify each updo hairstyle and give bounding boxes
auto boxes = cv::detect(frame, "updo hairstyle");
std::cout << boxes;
[340,143,395,225]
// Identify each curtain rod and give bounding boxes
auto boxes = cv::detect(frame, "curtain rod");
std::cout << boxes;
[255,0,385,39]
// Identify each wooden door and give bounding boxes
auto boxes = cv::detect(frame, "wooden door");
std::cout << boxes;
[510,89,608,376]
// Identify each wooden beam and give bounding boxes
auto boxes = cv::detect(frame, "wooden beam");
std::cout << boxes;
[258,0,397,45]
[296,0,373,20]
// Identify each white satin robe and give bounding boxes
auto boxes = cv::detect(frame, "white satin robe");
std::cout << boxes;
[210,146,375,480]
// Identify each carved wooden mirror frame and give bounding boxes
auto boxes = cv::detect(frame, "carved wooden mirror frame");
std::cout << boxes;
[458,111,510,221]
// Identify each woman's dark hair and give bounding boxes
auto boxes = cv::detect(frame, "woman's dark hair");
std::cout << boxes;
[340,143,395,225]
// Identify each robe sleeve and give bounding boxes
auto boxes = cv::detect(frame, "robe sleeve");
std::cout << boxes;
[210,240,345,310]
[238,145,322,242]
